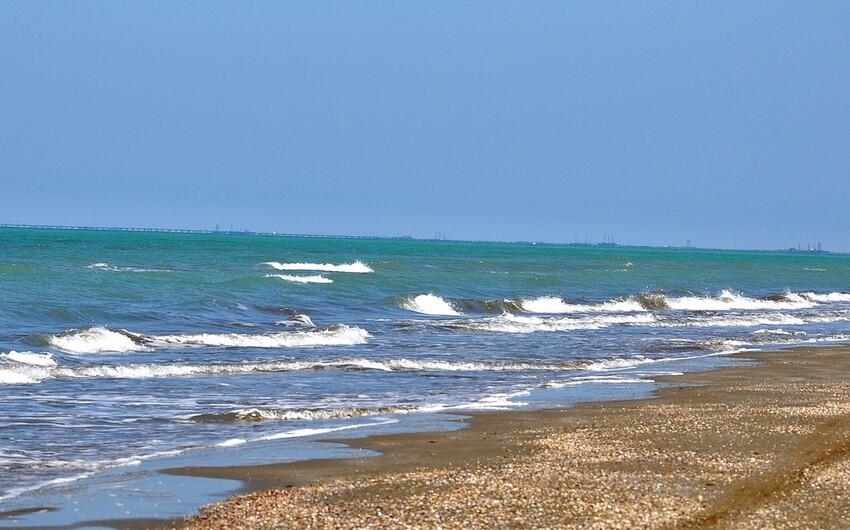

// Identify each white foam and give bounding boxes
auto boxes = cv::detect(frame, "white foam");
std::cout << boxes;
[521,296,644,314]
[799,292,850,303]
[666,290,815,311]
[0,351,56,366]
[0,472,95,502]
[519,290,849,315]
[0,367,46,385]
[752,328,807,336]
[257,419,396,442]
[218,406,412,422]
[546,375,651,388]
[266,274,333,284]
[0,355,573,385]
[216,438,247,447]
[449,313,656,334]
[47,325,369,354]
[153,325,369,348]
[378,358,570,372]
[401,294,461,316]
[679,314,808,328]
[585,357,656,371]
[48,327,148,354]
[263,260,373,273]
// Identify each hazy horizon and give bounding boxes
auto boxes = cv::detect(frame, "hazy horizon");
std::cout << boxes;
[2,2,849,251]
[1,222,841,254]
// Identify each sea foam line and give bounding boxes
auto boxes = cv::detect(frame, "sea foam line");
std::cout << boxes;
[263,260,373,273]
[45,325,369,354]
[0,357,578,385]
[519,289,838,314]
[441,313,657,334]
[265,274,333,284]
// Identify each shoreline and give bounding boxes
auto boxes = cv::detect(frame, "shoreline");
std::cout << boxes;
[159,345,850,529]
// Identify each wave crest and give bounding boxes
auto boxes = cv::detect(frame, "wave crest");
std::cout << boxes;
[265,274,333,284]
[519,289,847,314]
[0,356,577,386]
[442,313,656,334]
[400,294,461,316]
[45,325,369,353]
[153,325,369,348]
[188,406,414,423]
[0,351,57,367]
[521,296,645,314]
[263,260,373,273]
[48,327,151,354]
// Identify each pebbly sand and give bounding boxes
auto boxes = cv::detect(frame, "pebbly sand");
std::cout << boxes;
[166,346,850,529]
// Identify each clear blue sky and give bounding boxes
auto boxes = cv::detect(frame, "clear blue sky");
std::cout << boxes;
[2,2,849,250]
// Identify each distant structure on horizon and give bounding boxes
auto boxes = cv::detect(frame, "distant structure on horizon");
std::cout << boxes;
[787,241,829,254]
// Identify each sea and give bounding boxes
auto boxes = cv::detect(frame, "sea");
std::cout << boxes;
[2,227,849,518]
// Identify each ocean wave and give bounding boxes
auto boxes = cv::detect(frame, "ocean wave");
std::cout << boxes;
[441,313,656,334]
[263,260,373,273]
[0,356,577,385]
[674,314,808,328]
[0,368,46,385]
[518,290,837,314]
[276,314,316,328]
[397,290,850,318]
[721,332,850,350]
[400,294,462,316]
[86,262,168,273]
[0,351,57,367]
[521,296,645,313]
[265,274,333,284]
[545,375,652,388]
[48,327,151,354]
[152,325,368,348]
[798,292,850,303]
[665,290,816,311]
[188,405,415,423]
[752,328,807,336]
[44,325,369,353]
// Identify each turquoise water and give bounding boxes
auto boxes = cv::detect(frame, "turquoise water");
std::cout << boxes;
[2,227,850,508]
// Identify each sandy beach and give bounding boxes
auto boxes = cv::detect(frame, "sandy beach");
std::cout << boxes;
[164,346,850,529]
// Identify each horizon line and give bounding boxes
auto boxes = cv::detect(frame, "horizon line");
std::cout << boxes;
[0,222,840,256]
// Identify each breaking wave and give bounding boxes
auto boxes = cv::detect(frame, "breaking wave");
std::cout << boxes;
[665,290,816,311]
[403,290,850,317]
[519,290,849,314]
[798,292,850,303]
[427,308,850,335]
[48,327,150,354]
[265,274,333,284]
[0,351,57,367]
[263,260,373,273]
[188,406,415,423]
[0,357,578,386]
[521,296,645,313]
[152,326,368,348]
[400,294,461,316]
[45,325,369,354]
[441,313,656,334]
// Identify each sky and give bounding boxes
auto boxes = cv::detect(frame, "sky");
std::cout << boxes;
[1,2,849,250]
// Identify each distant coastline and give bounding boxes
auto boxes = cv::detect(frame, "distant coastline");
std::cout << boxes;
[0,223,841,255]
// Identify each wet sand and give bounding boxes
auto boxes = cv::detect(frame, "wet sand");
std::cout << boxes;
[166,346,850,529]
